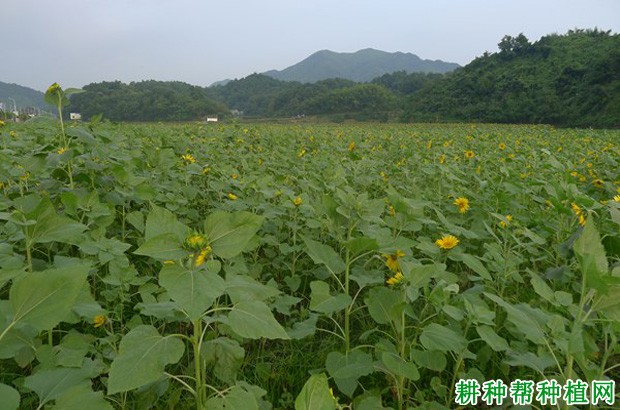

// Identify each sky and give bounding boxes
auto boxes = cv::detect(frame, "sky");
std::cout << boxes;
[2,0,619,92]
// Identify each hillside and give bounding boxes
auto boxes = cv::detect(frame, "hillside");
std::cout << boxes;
[402,29,620,127]
[263,48,459,83]
[0,81,47,111]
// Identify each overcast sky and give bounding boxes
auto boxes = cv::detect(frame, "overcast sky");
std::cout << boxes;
[2,0,619,91]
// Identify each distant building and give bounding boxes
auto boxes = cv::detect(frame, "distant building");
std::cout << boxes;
[70,113,82,120]
[206,116,218,122]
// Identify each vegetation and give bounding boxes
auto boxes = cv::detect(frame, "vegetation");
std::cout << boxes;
[402,29,620,127]
[0,92,619,408]
[68,81,229,122]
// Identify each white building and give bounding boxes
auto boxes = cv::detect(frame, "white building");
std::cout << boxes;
[70,113,82,120]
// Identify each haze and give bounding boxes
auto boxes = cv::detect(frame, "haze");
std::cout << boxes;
[2,0,619,91]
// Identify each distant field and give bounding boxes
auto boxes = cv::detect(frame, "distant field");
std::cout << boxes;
[0,120,618,409]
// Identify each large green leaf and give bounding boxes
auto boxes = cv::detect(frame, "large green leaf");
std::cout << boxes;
[309,281,351,314]
[9,264,88,331]
[460,254,492,280]
[205,385,259,410]
[476,325,509,351]
[224,274,280,304]
[301,236,345,275]
[24,360,98,407]
[144,205,188,242]
[204,211,264,259]
[48,384,112,410]
[0,383,20,410]
[133,233,186,260]
[202,337,245,384]
[381,352,420,381]
[227,300,289,340]
[295,373,337,410]
[484,293,547,344]
[107,325,185,394]
[159,263,225,321]
[419,323,468,352]
[573,218,615,294]
[364,287,403,325]
[325,350,374,397]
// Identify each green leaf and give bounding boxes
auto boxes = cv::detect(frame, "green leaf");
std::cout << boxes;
[573,217,610,293]
[344,237,378,256]
[0,383,20,410]
[505,351,556,373]
[24,198,87,245]
[309,281,351,314]
[325,350,373,397]
[24,362,97,407]
[48,384,112,410]
[159,263,225,321]
[227,300,289,340]
[202,338,245,384]
[476,325,509,351]
[144,205,188,242]
[529,271,555,303]
[133,233,185,260]
[205,385,259,410]
[301,236,345,275]
[364,287,403,325]
[107,325,185,394]
[410,349,447,372]
[224,274,280,304]
[9,264,88,331]
[484,293,547,344]
[381,352,420,380]
[419,323,467,352]
[460,254,492,280]
[204,211,264,259]
[295,373,337,410]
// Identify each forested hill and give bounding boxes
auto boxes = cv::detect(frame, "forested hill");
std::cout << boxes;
[263,48,459,83]
[66,29,619,127]
[0,82,47,111]
[402,29,620,127]
[69,80,229,122]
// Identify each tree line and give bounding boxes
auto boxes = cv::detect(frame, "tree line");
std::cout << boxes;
[68,29,619,127]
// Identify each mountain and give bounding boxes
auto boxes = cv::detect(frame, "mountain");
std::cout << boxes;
[0,81,48,111]
[262,48,460,83]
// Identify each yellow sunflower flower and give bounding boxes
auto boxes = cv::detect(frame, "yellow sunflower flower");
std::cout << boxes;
[293,196,302,206]
[386,271,404,286]
[499,214,513,228]
[498,142,506,150]
[185,233,208,250]
[93,315,107,328]
[613,195,620,203]
[195,245,212,267]
[383,250,405,273]
[435,235,459,250]
[228,192,238,201]
[454,197,470,214]
[181,153,196,163]
[348,141,355,151]
[465,150,475,159]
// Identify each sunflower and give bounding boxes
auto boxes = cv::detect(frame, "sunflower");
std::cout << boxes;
[227,192,238,200]
[293,196,302,206]
[592,179,604,188]
[499,214,513,228]
[195,245,212,267]
[614,195,620,203]
[93,315,107,328]
[348,141,355,151]
[465,150,475,159]
[185,233,208,250]
[386,271,404,286]
[181,153,196,163]
[435,235,459,250]
[454,197,470,214]
[498,142,506,150]
[383,250,405,273]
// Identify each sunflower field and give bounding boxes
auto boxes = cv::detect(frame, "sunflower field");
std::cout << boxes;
[0,109,619,409]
